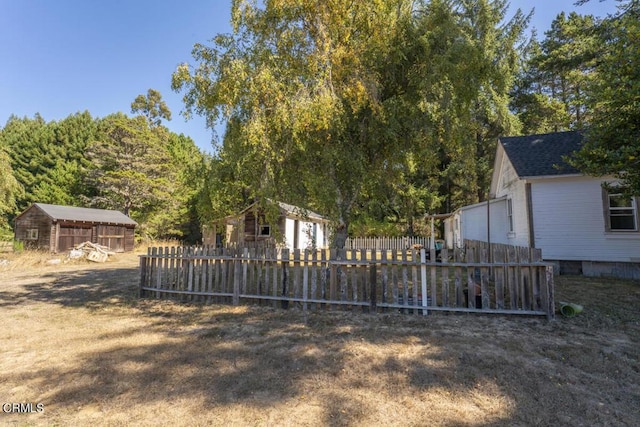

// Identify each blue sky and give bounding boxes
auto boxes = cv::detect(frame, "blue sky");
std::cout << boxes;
[0,1,620,154]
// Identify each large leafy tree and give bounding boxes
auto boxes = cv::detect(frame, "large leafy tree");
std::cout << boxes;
[174,0,421,246]
[571,0,640,195]
[0,145,21,233]
[174,0,526,245]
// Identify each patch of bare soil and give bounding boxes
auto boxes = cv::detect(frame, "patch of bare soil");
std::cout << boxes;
[1,251,639,426]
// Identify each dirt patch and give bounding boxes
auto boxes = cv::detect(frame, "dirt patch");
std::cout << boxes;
[1,251,639,426]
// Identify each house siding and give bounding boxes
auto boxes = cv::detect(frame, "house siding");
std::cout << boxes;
[531,177,640,262]
[14,205,53,250]
[493,153,530,247]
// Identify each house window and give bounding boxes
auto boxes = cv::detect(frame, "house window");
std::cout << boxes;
[26,229,38,240]
[259,225,271,236]
[605,192,638,231]
[507,199,514,233]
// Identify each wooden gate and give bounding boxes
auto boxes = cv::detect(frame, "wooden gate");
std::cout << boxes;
[57,226,92,252]
[97,225,125,252]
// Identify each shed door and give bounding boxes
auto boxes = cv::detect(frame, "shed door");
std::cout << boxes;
[97,225,125,252]
[58,226,92,252]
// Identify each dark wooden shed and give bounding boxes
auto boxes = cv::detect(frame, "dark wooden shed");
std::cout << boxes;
[14,203,137,253]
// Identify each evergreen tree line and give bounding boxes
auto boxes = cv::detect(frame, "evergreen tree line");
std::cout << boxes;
[0,90,208,243]
[2,0,638,245]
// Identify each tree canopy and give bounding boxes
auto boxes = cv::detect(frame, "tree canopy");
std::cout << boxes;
[570,0,640,195]
[173,0,528,246]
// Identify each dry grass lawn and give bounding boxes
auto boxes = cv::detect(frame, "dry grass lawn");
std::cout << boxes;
[1,249,639,426]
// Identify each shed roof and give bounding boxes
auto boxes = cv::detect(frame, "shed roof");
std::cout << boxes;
[232,200,328,223]
[499,131,583,178]
[273,200,327,222]
[24,203,138,226]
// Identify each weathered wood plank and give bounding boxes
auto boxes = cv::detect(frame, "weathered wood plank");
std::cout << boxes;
[391,250,399,307]
[519,247,531,310]
[480,247,490,310]
[339,250,347,303]
[411,249,419,315]
[293,249,301,301]
[281,248,290,309]
[441,248,449,307]
[302,249,309,312]
[382,250,389,308]
[493,245,505,310]
[455,265,463,307]
[420,249,428,315]
[466,248,477,309]
[272,248,279,309]
[430,247,437,307]
[507,245,518,310]
[233,255,240,306]
[351,250,359,307]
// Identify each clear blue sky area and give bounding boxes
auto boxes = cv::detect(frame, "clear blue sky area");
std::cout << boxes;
[0,0,620,153]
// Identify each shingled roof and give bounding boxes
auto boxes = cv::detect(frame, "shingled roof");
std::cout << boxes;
[499,131,583,178]
[234,200,328,222]
[28,203,138,225]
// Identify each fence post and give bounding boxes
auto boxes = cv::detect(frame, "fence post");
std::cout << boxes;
[330,249,337,310]
[545,265,556,320]
[369,264,377,313]
[303,249,309,312]
[420,249,428,315]
[139,255,147,298]
[233,254,241,306]
[281,248,290,309]
[156,247,163,299]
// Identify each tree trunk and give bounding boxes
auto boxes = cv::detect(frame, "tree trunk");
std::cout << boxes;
[332,222,348,249]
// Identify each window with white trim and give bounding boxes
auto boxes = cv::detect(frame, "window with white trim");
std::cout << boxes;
[605,191,638,231]
[507,199,514,233]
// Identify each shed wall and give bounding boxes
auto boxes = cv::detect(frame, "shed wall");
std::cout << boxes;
[14,206,53,250]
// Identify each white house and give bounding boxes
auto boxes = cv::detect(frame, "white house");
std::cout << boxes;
[204,200,331,250]
[448,131,640,278]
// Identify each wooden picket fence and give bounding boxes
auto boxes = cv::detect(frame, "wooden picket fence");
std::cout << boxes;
[344,236,430,250]
[139,243,555,319]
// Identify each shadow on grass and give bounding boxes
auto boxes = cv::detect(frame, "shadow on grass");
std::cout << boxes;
[0,266,141,309]
[2,267,639,426]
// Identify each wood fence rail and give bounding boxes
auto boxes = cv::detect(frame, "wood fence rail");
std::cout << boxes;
[139,244,555,319]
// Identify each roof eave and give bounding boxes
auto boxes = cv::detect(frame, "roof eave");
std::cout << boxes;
[522,173,584,181]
